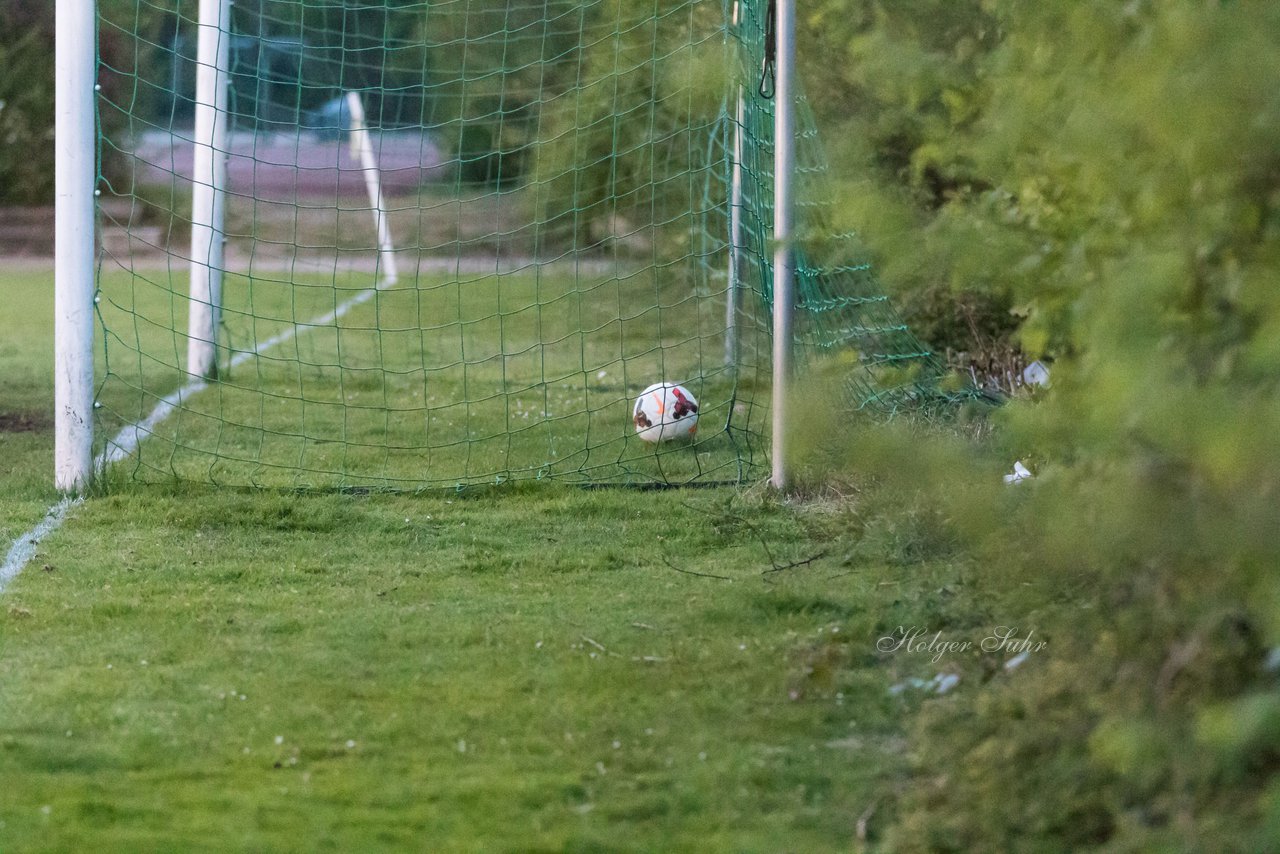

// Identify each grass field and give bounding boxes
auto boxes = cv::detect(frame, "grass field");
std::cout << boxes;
[0,268,955,850]
[91,252,770,488]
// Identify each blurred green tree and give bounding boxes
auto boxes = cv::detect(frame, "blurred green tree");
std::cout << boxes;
[0,2,55,205]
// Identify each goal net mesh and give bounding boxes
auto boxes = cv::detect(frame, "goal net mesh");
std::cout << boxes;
[92,0,954,490]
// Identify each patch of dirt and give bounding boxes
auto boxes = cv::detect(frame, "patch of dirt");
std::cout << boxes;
[0,411,52,433]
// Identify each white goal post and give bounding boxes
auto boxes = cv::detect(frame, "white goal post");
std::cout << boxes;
[770,0,796,491]
[185,0,233,381]
[54,0,97,492]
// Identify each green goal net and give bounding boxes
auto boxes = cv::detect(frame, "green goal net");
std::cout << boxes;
[92,0,952,490]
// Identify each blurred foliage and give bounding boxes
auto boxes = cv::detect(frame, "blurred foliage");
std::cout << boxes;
[415,0,584,188]
[11,0,726,249]
[0,0,181,204]
[0,0,168,205]
[796,1,1280,849]
[797,0,1007,366]
[0,3,54,205]
[530,0,731,252]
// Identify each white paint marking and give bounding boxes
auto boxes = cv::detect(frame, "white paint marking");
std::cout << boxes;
[1,497,82,590]
[1,282,384,593]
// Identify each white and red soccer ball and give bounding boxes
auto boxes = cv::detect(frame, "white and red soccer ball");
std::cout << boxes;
[633,382,699,443]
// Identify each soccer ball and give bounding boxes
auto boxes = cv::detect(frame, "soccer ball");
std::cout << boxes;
[633,382,699,443]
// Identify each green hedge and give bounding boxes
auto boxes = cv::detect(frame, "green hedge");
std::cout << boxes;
[796,2,1280,848]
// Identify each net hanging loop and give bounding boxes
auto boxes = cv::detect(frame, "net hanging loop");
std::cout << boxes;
[759,0,777,99]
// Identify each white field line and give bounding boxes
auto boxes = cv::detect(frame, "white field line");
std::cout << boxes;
[1,497,82,590]
[100,286,378,466]
[0,284,382,593]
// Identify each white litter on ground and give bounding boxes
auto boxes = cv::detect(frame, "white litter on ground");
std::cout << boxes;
[1004,460,1034,484]
[1004,651,1031,671]
[889,672,960,696]
[1022,360,1051,388]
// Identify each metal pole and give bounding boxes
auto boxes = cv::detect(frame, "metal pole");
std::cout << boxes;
[54,0,98,492]
[345,91,399,286]
[187,0,232,379]
[725,0,744,370]
[770,0,796,491]
[726,85,744,369]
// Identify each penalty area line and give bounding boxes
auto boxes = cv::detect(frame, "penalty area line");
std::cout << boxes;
[0,280,386,594]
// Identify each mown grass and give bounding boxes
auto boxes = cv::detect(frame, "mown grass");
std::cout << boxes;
[2,481,920,851]
[0,266,60,545]
[93,253,771,489]
[2,266,962,850]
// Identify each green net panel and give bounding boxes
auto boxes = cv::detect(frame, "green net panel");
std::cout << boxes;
[93,0,952,490]
[726,0,964,414]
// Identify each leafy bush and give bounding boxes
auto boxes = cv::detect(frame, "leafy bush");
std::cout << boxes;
[796,1,1280,849]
